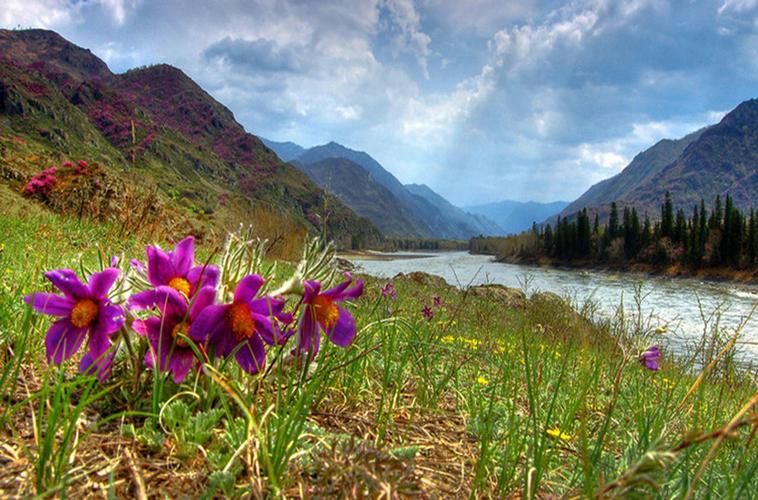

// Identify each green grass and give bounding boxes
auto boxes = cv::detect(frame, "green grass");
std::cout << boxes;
[0,209,756,497]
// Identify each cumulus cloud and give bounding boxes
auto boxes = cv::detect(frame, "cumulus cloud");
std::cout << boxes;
[203,37,309,73]
[1,0,756,205]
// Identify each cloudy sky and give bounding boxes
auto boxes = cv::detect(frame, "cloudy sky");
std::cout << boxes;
[3,0,758,205]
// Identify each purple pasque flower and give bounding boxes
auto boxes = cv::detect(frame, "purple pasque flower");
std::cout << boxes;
[433,296,442,308]
[188,275,292,374]
[139,236,219,298]
[24,268,125,381]
[640,345,661,371]
[422,305,434,320]
[381,281,397,300]
[295,273,364,357]
[129,285,216,383]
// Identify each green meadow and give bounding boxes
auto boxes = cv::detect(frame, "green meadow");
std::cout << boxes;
[0,202,757,498]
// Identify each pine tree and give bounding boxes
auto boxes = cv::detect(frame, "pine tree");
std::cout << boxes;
[661,191,674,239]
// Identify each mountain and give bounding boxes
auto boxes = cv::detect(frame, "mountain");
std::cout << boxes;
[0,29,382,251]
[260,137,305,162]
[296,158,429,237]
[404,183,502,236]
[559,129,706,219]
[292,142,496,238]
[465,200,570,234]
[562,98,758,220]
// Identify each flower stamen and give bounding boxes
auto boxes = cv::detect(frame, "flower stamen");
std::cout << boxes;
[312,295,339,330]
[171,322,190,347]
[70,299,98,328]
[228,302,255,340]
[168,277,191,296]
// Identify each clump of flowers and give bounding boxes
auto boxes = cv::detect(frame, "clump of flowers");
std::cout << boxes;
[422,305,434,320]
[24,232,364,383]
[23,160,100,199]
[381,281,397,300]
[640,345,661,371]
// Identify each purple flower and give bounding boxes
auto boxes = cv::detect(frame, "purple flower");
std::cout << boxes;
[295,273,364,357]
[139,236,219,298]
[381,281,397,300]
[433,296,442,308]
[189,275,292,374]
[129,285,216,383]
[25,268,125,381]
[640,345,661,371]
[422,305,434,320]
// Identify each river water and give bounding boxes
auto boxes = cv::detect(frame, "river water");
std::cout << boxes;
[347,251,758,364]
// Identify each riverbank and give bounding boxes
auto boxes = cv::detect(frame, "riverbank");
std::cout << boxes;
[490,252,758,284]
[1,211,757,497]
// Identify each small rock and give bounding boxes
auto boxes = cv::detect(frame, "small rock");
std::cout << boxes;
[468,284,526,309]
[394,271,449,289]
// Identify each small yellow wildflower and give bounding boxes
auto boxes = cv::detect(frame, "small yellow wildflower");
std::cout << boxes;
[655,325,668,334]
[477,376,489,386]
[546,427,572,442]
[441,335,455,344]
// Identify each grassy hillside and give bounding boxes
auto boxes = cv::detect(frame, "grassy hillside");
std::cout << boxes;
[0,29,383,254]
[0,208,756,497]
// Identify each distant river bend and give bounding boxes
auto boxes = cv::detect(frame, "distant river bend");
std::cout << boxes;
[347,251,758,364]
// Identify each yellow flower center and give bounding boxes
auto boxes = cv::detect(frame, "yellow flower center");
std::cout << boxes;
[70,299,98,328]
[168,277,191,296]
[312,295,339,330]
[171,322,190,347]
[228,302,255,340]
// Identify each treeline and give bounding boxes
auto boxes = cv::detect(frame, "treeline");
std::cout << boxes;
[471,192,758,270]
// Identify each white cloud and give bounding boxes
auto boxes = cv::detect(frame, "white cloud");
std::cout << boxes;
[382,0,432,78]
[0,0,72,28]
[719,0,758,15]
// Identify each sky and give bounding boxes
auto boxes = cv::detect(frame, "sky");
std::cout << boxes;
[3,0,758,206]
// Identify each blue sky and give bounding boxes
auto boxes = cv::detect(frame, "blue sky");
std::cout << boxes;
[3,0,758,205]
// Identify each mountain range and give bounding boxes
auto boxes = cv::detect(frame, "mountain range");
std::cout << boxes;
[0,29,383,251]
[465,200,570,235]
[560,99,758,221]
[265,140,506,238]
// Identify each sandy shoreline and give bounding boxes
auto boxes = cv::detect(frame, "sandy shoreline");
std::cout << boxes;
[338,250,438,261]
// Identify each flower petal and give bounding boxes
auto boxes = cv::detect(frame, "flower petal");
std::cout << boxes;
[80,351,114,382]
[88,268,120,298]
[234,274,265,303]
[45,318,87,364]
[171,236,195,277]
[325,306,356,347]
[187,264,220,292]
[252,313,275,345]
[24,293,74,316]
[189,304,228,344]
[303,280,321,304]
[235,335,266,374]
[146,245,174,287]
[324,279,364,302]
[94,304,126,337]
[189,286,216,321]
[168,348,196,383]
[295,311,320,356]
[45,269,89,300]
[128,286,186,318]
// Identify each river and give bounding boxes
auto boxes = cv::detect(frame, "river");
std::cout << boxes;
[347,251,758,364]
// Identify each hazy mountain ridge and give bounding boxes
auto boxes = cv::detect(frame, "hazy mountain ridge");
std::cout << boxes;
[561,99,758,220]
[0,29,383,249]
[289,142,502,238]
[295,157,430,237]
[466,200,570,234]
[260,137,305,162]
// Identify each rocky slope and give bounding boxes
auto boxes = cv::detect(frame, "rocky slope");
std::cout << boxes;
[0,29,383,250]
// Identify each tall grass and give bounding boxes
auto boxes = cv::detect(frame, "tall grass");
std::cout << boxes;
[0,211,757,497]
